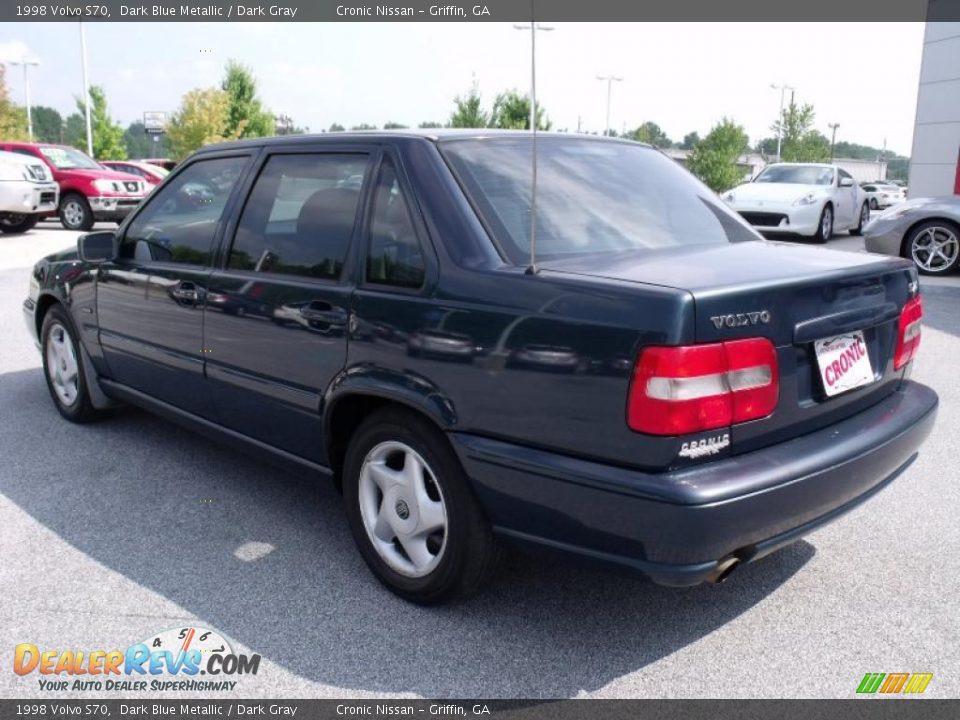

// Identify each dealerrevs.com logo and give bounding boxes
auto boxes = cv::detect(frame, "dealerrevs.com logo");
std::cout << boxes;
[13,626,260,692]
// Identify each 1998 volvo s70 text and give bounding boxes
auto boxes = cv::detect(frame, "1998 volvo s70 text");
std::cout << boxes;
[23,132,938,603]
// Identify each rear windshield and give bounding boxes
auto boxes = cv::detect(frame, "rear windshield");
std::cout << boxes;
[439,137,758,263]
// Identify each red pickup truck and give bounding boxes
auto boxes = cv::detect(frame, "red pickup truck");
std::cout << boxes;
[1,142,148,231]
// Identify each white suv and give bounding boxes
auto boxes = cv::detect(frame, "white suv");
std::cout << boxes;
[0,149,59,234]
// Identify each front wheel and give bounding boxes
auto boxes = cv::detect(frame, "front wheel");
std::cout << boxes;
[904,220,960,275]
[0,213,39,234]
[342,408,499,604]
[810,204,833,244]
[59,193,94,231]
[41,305,107,423]
[850,202,870,236]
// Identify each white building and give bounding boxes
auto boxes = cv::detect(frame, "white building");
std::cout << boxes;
[909,22,960,197]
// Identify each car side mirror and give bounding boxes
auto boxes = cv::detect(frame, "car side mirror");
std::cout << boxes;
[839,177,854,187]
[78,231,117,262]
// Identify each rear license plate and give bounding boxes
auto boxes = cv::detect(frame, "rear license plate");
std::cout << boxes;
[814,331,874,397]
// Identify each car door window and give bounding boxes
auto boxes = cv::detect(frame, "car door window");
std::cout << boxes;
[366,158,425,289]
[120,156,246,265]
[227,153,368,280]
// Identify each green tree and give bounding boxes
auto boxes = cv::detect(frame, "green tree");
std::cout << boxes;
[221,60,274,139]
[166,88,237,160]
[328,123,345,132]
[449,82,489,128]
[489,90,550,130]
[31,106,63,143]
[772,101,830,162]
[686,118,750,193]
[418,121,444,129]
[383,121,408,129]
[63,113,86,150]
[76,86,126,159]
[680,131,700,150]
[122,121,154,158]
[0,67,28,141]
[628,121,671,148]
[351,123,377,130]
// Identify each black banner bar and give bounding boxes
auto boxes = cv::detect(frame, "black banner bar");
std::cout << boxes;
[1,0,958,23]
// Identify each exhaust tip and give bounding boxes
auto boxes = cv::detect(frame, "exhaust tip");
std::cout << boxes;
[707,556,740,584]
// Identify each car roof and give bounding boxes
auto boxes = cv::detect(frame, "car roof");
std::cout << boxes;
[196,129,651,154]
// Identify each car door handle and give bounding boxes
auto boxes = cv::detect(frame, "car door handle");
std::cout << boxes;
[298,305,346,324]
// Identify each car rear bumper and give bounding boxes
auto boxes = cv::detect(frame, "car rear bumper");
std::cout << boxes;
[450,380,937,586]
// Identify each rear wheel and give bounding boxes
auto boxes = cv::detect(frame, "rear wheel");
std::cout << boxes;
[870,198,879,211]
[810,204,833,244]
[342,407,499,604]
[41,305,106,423]
[0,213,39,234]
[59,193,94,231]
[850,202,869,236]
[904,220,960,275]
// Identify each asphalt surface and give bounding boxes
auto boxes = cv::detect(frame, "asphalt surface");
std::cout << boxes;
[1,222,958,699]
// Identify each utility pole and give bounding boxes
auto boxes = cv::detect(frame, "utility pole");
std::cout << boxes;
[79,23,94,157]
[828,123,840,161]
[770,82,794,161]
[512,21,553,131]
[10,58,40,140]
[596,75,623,137]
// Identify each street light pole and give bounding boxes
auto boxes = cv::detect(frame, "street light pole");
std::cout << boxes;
[10,59,40,140]
[79,23,94,157]
[596,74,623,137]
[828,123,840,162]
[512,17,553,274]
[770,82,794,161]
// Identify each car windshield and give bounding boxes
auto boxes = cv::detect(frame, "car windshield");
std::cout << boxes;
[440,137,758,263]
[754,165,834,185]
[39,146,101,170]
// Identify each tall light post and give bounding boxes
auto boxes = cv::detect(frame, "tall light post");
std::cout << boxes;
[10,58,40,140]
[79,23,94,157]
[828,122,840,161]
[770,82,794,161]
[512,18,553,274]
[596,74,623,137]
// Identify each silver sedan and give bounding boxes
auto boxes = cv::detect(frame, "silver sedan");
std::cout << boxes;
[864,196,960,275]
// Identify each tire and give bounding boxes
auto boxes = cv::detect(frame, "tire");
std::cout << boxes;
[41,305,106,423]
[869,198,879,211]
[342,407,499,604]
[0,213,39,234]
[903,220,960,275]
[850,202,870,236]
[810,204,833,244]
[58,193,94,231]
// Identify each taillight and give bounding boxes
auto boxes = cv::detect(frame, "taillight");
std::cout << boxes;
[627,338,779,435]
[894,296,922,370]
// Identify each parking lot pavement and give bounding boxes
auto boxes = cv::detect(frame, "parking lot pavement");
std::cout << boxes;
[1,224,959,699]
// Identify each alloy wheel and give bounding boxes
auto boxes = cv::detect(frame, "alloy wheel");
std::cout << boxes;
[911,225,959,273]
[62,200,84,228]
[46,323,80,407]
[821,206,833,240]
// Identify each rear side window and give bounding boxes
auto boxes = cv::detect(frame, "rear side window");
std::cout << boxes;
[120,156,246,265]
[228,153,368,280]
[441,138,758,264]
[366,158,425,289]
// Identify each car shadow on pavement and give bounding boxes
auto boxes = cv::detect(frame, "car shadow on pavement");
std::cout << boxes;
[917,282,960,340]
[0,368,814,697]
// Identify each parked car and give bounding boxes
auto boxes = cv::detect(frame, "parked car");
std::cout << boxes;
[1,143,149,230]
[0,149,59,234]
[861,183,906,210]
[722,163,871,243]
[139,158,177,172]
[864,196,960,275]
[100,160,169,191]
[23,132,937,604]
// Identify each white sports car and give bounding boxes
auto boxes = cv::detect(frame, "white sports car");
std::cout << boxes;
[722,163,870,243]
[861,182,906,210]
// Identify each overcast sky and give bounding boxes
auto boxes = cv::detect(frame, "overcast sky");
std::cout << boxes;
[1,22,925,154]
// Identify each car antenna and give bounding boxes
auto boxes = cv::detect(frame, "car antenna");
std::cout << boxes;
[515,8,552,275]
